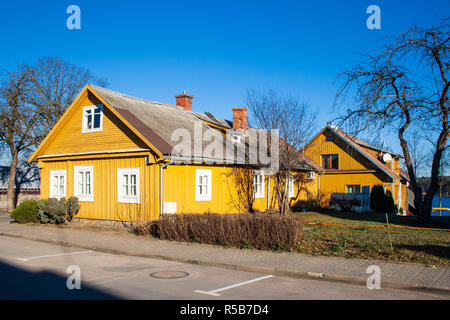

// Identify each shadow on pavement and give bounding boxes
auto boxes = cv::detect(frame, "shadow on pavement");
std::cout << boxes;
[0,259,120,299]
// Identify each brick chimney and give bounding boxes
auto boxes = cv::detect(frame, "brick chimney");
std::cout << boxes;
[175,92,194,111]
[232,107,248,131]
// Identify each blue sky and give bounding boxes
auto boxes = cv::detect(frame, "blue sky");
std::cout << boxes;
[0,0,448,153]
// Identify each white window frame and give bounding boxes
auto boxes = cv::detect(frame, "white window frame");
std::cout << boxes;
[74,165,94,202]
[117,168,140,204]
[253,172,265,199]
[306,171,315,180]
[50,170,67,199]
[288,174,294,198]
[82,105,103,133]
[195,169,212,201]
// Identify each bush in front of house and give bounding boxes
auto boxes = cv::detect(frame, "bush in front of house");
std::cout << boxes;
[138,213,303,251]
[65,196,81,222]
[370,185,385,212]
[384,190,396,214]
[10,200,39,223]
[37,197,81,224]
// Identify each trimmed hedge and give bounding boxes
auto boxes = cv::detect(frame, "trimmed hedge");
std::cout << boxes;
[136,213,303,251]
[10,200,39,223]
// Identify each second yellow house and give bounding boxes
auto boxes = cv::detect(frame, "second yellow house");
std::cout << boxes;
[304,125,409,213]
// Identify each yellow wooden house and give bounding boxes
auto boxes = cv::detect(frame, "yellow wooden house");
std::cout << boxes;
[303,125,409,213]
[29,85,320,222]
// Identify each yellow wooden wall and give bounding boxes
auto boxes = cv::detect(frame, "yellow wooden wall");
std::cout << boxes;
[163,165,236,214]
[162,165,317,214]
[38,155,319,220]
[41,91,147,156]
[305,132,371,170]
[39,155,160,222]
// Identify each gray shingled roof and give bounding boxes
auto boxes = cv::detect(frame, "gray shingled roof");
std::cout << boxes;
[91,85,242,162]
[91,85,319,171]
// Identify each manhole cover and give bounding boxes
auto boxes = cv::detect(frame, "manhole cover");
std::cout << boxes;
[149,271,189,279]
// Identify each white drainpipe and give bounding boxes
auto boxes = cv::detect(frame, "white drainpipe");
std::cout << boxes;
[159,158,174,217]
[317,169,326,203]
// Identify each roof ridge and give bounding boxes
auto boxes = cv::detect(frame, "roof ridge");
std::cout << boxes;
[89,85,236,127]
[90,84,186,111]
[326,124,401,157]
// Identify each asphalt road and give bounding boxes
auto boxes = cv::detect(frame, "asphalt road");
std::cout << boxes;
[0,236,446,300]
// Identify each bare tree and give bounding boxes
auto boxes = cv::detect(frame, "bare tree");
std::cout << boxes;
[0,68,42,212]
[246,88,318,215]
[228,167,256,213]
[335,20,449,224]
[0,57,107,212]
[407,130,428,178]
[437,147,449,213]
[26,57,108,129]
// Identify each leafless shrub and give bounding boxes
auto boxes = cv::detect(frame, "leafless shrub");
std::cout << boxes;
[139,213,303,251]
[227,167,256,213]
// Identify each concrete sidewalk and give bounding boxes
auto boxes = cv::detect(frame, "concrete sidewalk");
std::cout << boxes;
[0,214,448,296]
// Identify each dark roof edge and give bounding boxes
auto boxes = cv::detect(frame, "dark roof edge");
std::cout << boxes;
[113,108,175,156]
[326,125,396,180]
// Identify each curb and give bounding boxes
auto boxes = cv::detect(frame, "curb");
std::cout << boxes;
[1,231,449,298]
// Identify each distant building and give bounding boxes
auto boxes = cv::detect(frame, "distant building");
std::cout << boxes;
[0,164,40,210]
[304,125,410,214]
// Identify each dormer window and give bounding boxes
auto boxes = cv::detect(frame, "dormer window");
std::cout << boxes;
[82,105,103,133]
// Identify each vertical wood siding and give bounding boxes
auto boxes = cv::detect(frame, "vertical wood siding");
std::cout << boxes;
[162,165,317,214]
[42,91,147,156]
[40,156,159,222]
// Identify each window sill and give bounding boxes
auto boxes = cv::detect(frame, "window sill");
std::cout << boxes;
[195,197,212,202]
[118,198,140,204]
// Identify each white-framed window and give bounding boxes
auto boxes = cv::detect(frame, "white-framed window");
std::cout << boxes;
[195,169,212,201]
[306,171,315,180]
[253,172,265,198]
[117,168,140,203]
[74,165,94,202]
[50,170,66,199]
[287,174,294,198]
[82,105,103,133]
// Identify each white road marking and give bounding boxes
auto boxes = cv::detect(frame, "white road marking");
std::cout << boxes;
[17,250,94,261]
[194,274,275,296]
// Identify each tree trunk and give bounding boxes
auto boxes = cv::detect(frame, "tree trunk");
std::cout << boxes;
[7,150,19,213]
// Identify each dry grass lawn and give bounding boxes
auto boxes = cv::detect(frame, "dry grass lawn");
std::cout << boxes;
[296,211,450,266]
